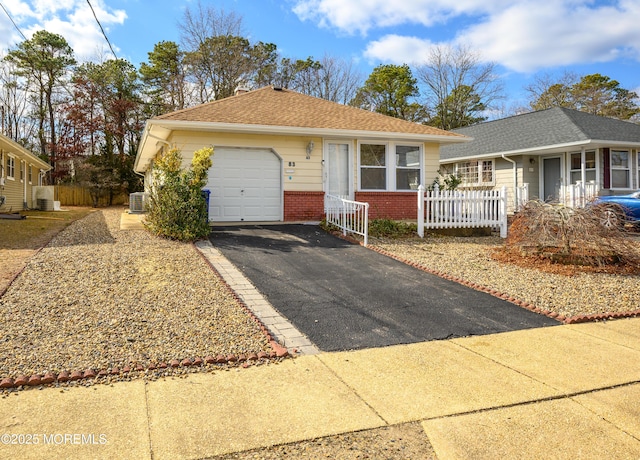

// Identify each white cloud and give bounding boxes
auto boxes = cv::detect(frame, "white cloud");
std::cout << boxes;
[0,0,126,61]
[458,1,640,73]
[293,0,640,74]
[364,34,435,65]
[292,0,502,35]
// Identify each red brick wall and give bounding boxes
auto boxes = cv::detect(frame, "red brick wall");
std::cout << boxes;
[355,192,417,220]
[284,191,325,221]
[284,191,418,221]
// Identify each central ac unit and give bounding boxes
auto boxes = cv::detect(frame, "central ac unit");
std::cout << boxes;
[129,192,147,213]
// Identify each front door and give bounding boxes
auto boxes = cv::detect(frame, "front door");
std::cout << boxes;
[542,157,562,201]
[325,142,352,200]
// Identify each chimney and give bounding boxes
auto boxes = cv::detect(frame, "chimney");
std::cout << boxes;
[234,86,250,96]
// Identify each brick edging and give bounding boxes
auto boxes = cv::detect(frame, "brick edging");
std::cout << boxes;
[192,240,291,356]
[366,242,640,325]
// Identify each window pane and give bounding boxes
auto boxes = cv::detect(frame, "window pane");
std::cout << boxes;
[458,161,478,183]
[570,153,581,170]
[585,151,595,169]
[611,169,629,188]
[361,168,386,189]
[570,171,581,184]
[360,144,385,166]
[396,145,420,167]
[482,161,493,183]
[396,169,420,190]
[585,170,596,182]
[611,150,629,167]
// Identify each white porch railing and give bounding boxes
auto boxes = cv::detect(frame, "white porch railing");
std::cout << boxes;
[417,184,508,238]
[325,195,369,246]
[559,181,599,208]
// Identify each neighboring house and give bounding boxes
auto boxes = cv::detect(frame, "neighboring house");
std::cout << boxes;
[135,86,468,222]
[440,107,640,211]
[0,133,51,211]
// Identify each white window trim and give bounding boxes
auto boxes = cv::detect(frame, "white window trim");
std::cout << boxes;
[28,163,33,184]
[610,149,632,190]
[7,154,16,180]
[357,141,424,191]
[569,150,597,185]
[455,159,495,187]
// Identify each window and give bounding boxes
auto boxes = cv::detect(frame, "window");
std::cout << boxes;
[7,155,15,179]
[395,145,421,190]
[360,143,386,190]
[610,149,630,188]
[570,151,596,184]
[359,142,423,191]
[456,160,494,186]
[20,161,24,182]
[28,164,32,184]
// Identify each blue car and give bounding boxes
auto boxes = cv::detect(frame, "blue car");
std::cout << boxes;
[593,191,640,229]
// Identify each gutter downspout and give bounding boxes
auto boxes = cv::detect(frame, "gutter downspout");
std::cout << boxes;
[502,154,517,210]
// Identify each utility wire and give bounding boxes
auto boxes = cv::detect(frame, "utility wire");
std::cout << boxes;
[0,2,27,41]
[86,0,118,60]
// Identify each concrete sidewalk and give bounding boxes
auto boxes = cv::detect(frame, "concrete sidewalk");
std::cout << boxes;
[1,318,639,459]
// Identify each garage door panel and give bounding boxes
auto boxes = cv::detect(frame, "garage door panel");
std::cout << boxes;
[207,148,282,222]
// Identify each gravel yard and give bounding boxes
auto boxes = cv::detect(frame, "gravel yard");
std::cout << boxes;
[0,208,272,383]
[371,234,640,320]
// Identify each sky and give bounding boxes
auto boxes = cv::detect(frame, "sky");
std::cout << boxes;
[0,0,639,112]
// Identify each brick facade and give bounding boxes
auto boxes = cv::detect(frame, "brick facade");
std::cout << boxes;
[284,191,418,221]
[355,192,417,220]
[283,191,325,221]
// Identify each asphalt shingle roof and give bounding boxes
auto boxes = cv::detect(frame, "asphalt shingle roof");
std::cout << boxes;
[440,107,640,160]
[156,86,463,138]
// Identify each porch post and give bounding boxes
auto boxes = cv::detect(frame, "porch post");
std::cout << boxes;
[580,146,586,189]
[417,185,425,238]
[499,186,507,238]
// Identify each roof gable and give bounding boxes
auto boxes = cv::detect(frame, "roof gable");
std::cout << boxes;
[441,107,640,160]
[155,86,462,138]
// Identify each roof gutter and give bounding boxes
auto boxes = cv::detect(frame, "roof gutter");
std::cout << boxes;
[146,119,471,144]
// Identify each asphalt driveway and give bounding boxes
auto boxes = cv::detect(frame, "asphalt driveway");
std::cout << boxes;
[209,225,558,352]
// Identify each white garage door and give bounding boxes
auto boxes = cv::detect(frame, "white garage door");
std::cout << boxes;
[206,148,282,222]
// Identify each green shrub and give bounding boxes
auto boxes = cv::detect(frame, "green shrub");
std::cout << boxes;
[368,219,417,238]
[145,146,213,241]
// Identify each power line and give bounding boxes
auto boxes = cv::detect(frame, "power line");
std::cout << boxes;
[86,0,118,60]
[0,2,27,41]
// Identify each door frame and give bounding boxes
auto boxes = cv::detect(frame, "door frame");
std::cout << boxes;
[323,140,354,200]
[540,155,564,202]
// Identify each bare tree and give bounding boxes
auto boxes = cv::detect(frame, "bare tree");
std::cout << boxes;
[313,54,362,104]
[0,60,37,147]
[178,1,244,51]
[416,44,503,130]
[524,71,578,111]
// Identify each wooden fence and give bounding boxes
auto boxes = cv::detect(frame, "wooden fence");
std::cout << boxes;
[54,185,129,207]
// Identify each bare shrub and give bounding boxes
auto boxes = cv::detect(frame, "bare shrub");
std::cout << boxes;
[504,200,640,269]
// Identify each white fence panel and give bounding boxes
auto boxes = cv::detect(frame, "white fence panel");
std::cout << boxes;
[515,183,529,211]
[325,195,369,246]
[418,184,508,238]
